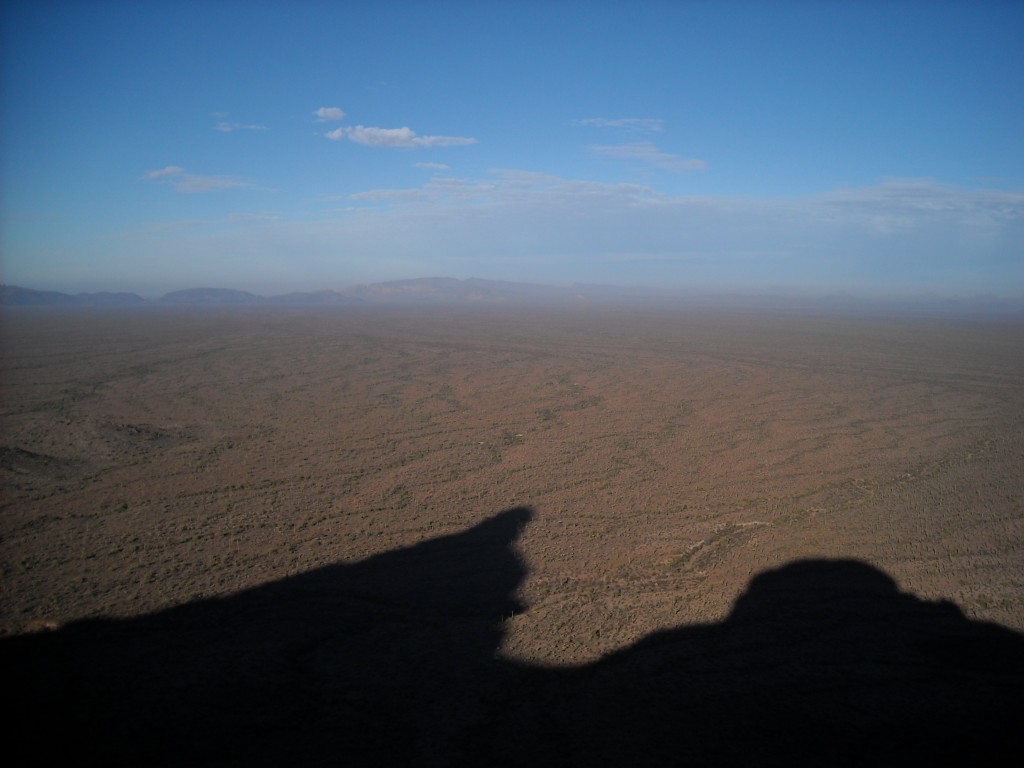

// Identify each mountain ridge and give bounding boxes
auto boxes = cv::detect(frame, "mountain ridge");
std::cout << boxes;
[3,279,1023,316]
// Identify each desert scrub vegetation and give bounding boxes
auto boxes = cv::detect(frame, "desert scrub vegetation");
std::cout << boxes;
[1,306,1022,643]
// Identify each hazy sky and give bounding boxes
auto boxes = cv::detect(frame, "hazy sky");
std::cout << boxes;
[2,1,1022,297]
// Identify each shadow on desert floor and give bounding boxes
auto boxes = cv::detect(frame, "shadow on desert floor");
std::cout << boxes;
[5,506,1023,766]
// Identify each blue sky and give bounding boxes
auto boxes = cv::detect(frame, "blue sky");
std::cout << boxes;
[2,0,1022,297]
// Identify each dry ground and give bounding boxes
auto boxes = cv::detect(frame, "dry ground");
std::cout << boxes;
[2,305,1023,661]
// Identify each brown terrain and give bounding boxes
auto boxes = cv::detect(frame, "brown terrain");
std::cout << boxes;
[3,305,1023,765]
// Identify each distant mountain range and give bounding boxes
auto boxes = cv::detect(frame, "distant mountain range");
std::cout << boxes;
[3,279,1023,316]
[0,285,357,308]
[0,278,604,308]
[0,286,152,307]
[0,279,568,308]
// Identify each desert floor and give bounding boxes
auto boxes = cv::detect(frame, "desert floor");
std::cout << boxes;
[3,306,1023,652]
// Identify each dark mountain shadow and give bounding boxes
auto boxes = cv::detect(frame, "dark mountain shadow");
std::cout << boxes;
[490,559,1024,767]
[5,508,532,766]
[5,508,1023,766]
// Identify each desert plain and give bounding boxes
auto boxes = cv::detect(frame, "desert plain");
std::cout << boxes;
[3,304,1023,764]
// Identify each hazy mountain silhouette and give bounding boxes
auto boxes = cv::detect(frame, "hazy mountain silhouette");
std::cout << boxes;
[5,507,1023,766]
[159,287,263,306]
[159,287,362,306]
[0,285,147,307]
[4,280,1024,314]
[345,277,574,304]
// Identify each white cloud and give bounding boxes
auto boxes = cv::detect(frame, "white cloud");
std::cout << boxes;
[143,166,253,193]
[415,162,450,171]
[591,141,707,172]
[575,117,665,132]
[329,125,477,148]
[314,107,346,122]
[346,126,419,146]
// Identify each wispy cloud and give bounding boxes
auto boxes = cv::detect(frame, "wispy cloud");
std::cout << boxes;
[212,112,268,133]
[810,178,1024,238]
[320,175,1020,288]
[312,106,476,148]
[214,121,268,133]
[144,166,185,179]
[591,141,707,172]
[415,162,450,171]
[314,107,346,122]
[327,125,477,148]
[346,170,649,207]
[575,117,665,132]
[124,173,1023,295]
[227,211,280,222]
[821,178,1023,218]
[131,210,281,233]
[350,187,431,203]
[143,166,253,193]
